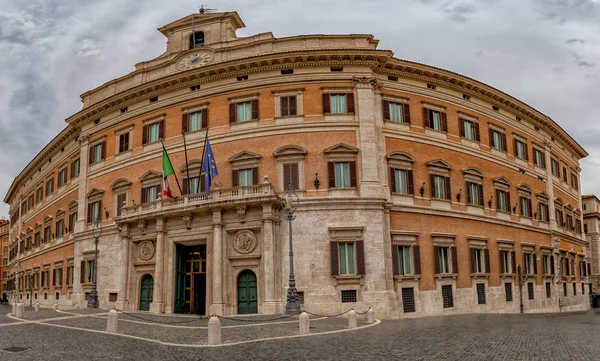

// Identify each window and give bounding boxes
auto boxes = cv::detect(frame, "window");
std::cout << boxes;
[183,175,205,195]
[391,169,413,194]
[44,225,51,243]
[69,212,77,233]
[296,291,304,304]
[89,142,105,164]
[283,163,299,190]
[437,246,451,274]
[116,193,127,217]
[514,138,528,160]
[87,200,102,223]
[542,254,553,275]
[57,168,67,187]
[71,158,80,178]
[573,283,576,296]
[81,260,95,283]
[45,178,54,196]
[329,162,356,189]
[563,282,567,296]
[341,290,357,303]
[539,203,549,222]
[496,190,509,212]
[28,194,34,209]
[431,175,450,200]
[184,111,206,132]
[523,253,533,274]
[550,158,559,177]
[566,213,573,230]
[53,268,62,287]
[148,122,160,143]
[118,133,130,153]
[238,169,254,187]
[571,173,579,190]
[396,246,412,275]
[562,166,568,182]
[476,283,486,305]
[575,218,582,234]
[34,231,41,247]
[280,96,297,117]
[230,100,259,123]
[56,219,64,238]
[338,242,356,275]
[401,288,416,313]
[423,109,447,132]
[500,250,514,274]
[442,285,453,308]
[189,31,204,48]
[36,187,43,203]
[471,248,485,273]
[467,181,483,206]
[460,119,480,141]
[383,101,410,123]
[489,129,506,151]
[66,265,74,286]
[141,185,160,204]
[520,196,532,217]
[328,94,351,114]
[527,282,534,300]
[330,239,364,277]
[555,208,564,227]
[533,148,545,168]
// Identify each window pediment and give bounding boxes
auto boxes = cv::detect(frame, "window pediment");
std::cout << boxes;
[324,143,359,156]
[179,159,203,172]
[554,197,563,207]
[228,150,262,163]
[426,159,452,173]
[564,204,573,212]
[493,176,511,188]
[273,145,307,158]
[139,170,162,182]
[516,184,532,194]
[56,208,65,218]
[44,215,53,224]
[462,167,484,178]
[86,188,105,199]
[386,151,415,163]
[536,191,549,201]
[68,200,78,212]
[111,178,132,191]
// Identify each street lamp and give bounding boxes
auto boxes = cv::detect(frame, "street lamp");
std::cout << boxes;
[279,183,300,315]
[517,248,542,314]
[87,218,102,308]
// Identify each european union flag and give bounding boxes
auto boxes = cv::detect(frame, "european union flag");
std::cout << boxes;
[202,137,219,195]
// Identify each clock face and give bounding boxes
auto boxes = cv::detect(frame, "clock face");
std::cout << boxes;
[179,52,212,70]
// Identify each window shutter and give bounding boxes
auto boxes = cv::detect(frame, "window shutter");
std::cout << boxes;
[444,176,451,200]
[330,241,339,276]
[533,255,538,275]
[52,269,56,286]
[501,133,507,151]
[413,245,421,275]
[496,190,500,209]
[407,170,414,195]
[89,146,94,165]
[80,261,85,283]
[527,199,532,217]
[229,103,236,123]
[251,99,259,120]
[283,164,291,190]
[474,122,480,141]
[588,263,591,278]
[513,139,518,156]
[511,251,517,273]
[142,124,148,144]
[523,253,527,273]
[489,128,494,147]
[478,184,484,207]
[434,246,440,274]
[182,113,189,133]
[87,203,92,223]
[349,161,357,188]
[289,96,297,116]
[123,133,129,152]
[507,192,511,213]
[470,248,475,273]
[232,169,239,187]
[328,162,335,188]
[355,240,365,275]
[382,100,390,120]
[252,167,259,185]
[290,163,299,190]
[202,108,208,129]
[524,144,529,161]
[91,260,95,282]
[281,97,289,117]
[542,152,546,168]
[322,93,330,114]
[484,248,490,273]
[389,168,396,193]
[440,112,448,132]
[423,108,430,128]
[465,181,470,204]
[182,179,189,195]
[158,120,165,140]
[346,93,355,113]
[392,245,399,275]
[451,247,458,273]
[499,251,505,273]
[141,187,147,204]
[403,103,411,124]
[459,119,465,137]
[430,174,436,197]
[201,174,206,193]
[70,162,75,179]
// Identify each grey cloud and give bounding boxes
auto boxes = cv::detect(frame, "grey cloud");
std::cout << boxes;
[441,3,477,23]
[566,38,586,44]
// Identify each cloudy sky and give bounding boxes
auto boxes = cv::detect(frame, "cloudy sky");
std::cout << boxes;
[0,0,599,217]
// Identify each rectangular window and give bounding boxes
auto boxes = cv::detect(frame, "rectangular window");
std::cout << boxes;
[71,158,80,178]
[394,169,408,194]
[501,251,512,274]
[571,173,578,190]
[67,265,74,286]
[573,283,576,296]
[329,94,347,114]
[338,242,356,275]
[283,163,299,190]
[90,201,101,222]
[467,182,482,206]
[43,226,51,243]
[433,175,447,200]
[236,101,253,122]
[341,290,357,303]
[515,139,527,160]
[334,162,350,188]
[296,291,304,304]
[562,166,568,182]
[28,194,34,209]
[462,119,478,141]
[546,282,551,298]
[551,158,559,177]
[527,282,534,300]
[539,203,548,222]
[401,288,416,313]
[442,285,453,308]
[144,186,159,203]
[524,253,533,274]
[238,169,254,187]
[36,187,43,203]
[429,110,442,131]
[491,130,504,150]
[46,178,54,196]
[472,248,484,273]
[55,268,62,286]
[56,219,64,238]
[496,189,508,212]
[476,283,486,305]
[563,282,567,296]
[543,255,551,275]
[69,212,77,233]
[582,283,585,295]
[116,193,127,217]
[189,111,204,131]
[397,246,412,275]
[148,122,160,143]
[520,196,531,217]
[57,169,67,187]
[280,96,297,117]
[86,260,94,283]
[118,133,130,153]
[92,143,103,163]
[556,209,563,227]
[388,102,404,123]
[534,148,544,168]
[438,246,450,274]
[34,232,41,247]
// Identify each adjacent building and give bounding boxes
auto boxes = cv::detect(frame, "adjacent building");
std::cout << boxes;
[0,219,9,297]
[4,10,591,317]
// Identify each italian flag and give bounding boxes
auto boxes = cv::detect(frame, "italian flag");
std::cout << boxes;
[162,146,176,199]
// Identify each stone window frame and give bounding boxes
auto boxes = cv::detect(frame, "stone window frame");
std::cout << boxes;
[516,184,533,218]
[324,143,359,190]
[228,93,260,124]
[387,151,415,196]
[431,233,458,279]
[139,171,162,204]
[142,114,165,146]
[391,231,421,282]
[521,243,537,275]
[498,240,516,277]
[321,87,355,116]
[540,246,554,277]
[228,151,262,187]
[86,188,105,223]
[462,167,485,207]
[574,209,582,234]
[42,264,50,289]
[564,204,574,231]
[89,136,107,165]
[35,184,44,204]
[43,215,53,243]
[70,157,81,179]
[535,191,550,223]
[34,222,42,248]
[457,111,480,142]
[426,159,452,201]
[81,250,97,285]
[382,95,410,125]
[467,236,489,278]
[421,101,448,133]
[488,122,507,152]
[111,178,132,217]
[68,200,78,233]
[45,175,55,197]
[32,267,40,289]
[531,143,546,169]
[272,88,304,118]
[55,208,66,239]
[273,145,307,191]
[114,124,134,156]
[25,228,33,252]
[66,258,74,287]
[53,261,63,288]
[512,133,529,162]
[57,164,68,189]
[554,197,564,228]
[329,226,365,287]
[493,176,511,213]
[181,102,209,133]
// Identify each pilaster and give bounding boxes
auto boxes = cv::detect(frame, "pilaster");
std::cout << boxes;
[115,224,130,311]
[210,209,224,315]
[150,217,165,313]
[544,142,557,231]
[261,204,278,314]
[76,136,90,233]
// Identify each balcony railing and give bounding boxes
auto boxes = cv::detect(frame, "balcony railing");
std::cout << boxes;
[119,183,276,219]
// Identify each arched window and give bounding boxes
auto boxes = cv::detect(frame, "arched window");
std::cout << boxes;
[189,32,204,49]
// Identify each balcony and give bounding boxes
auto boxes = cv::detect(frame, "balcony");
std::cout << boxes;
[117,182,278,223]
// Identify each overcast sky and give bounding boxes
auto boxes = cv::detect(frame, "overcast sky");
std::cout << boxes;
[0,0,599,218]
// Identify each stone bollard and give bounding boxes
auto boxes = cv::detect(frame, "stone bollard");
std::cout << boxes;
[75,303,80,309]
[208,316,221,345]
[34,303,40,312]
[53,303,58,311]
[11,302,16,316]
[106,309,118,333]
[15,303,24,319]
[299,312,310,335]
[366,308,375,324]
[348,310,357,328]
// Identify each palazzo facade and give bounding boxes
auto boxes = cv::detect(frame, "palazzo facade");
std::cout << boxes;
[4,11,592,318]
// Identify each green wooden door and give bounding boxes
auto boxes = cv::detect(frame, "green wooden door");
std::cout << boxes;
[237,270,258,314]
[139,274,154,311]
[174,244,186,314]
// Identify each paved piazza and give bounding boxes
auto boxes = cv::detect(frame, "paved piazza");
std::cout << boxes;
[0,304,599,360]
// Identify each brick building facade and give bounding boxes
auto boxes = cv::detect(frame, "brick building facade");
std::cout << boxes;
[3,11,591,317]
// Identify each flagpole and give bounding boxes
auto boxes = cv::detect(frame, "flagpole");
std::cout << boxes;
[196,129,209,194]
[182,129,191,194]
[161,140,183,197]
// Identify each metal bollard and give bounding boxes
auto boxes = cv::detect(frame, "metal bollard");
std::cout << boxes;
[53,303,58,311]
[106,309,118,333]
[34,303,40,312]
[366,308,375,323]
[208,316,221,345]
[348,309,357,328]
[12,302,16,316]
[299,312,310,335]
[16,303,24,319]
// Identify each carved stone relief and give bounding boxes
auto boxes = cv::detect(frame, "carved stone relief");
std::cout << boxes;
[232,230,257,254]
[138,241,155,261]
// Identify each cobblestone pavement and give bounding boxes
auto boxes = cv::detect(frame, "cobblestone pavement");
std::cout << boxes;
[1,304,600,361]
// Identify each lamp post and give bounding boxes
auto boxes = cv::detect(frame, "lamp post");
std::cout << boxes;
[517,249,541,314]
[87,218,102,308]
[280,183,300,315]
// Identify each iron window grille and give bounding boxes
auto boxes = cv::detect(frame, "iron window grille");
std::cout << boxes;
[341,290,357,303]
[476,283,486,305]
[401,287,416,313]
[442,285,453,308]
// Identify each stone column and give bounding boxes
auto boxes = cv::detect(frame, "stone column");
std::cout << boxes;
[262,204,277,314]
[76,136,90,234]
[115,224,130,310]
[164,238,175,314]
[211,210,224,315]
[150,218,165,313]
[544,142,557,231]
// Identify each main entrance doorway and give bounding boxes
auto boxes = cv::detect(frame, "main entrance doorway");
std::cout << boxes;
[174,244,207,314]
[237,270,258,314]
[139,274,154,311]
